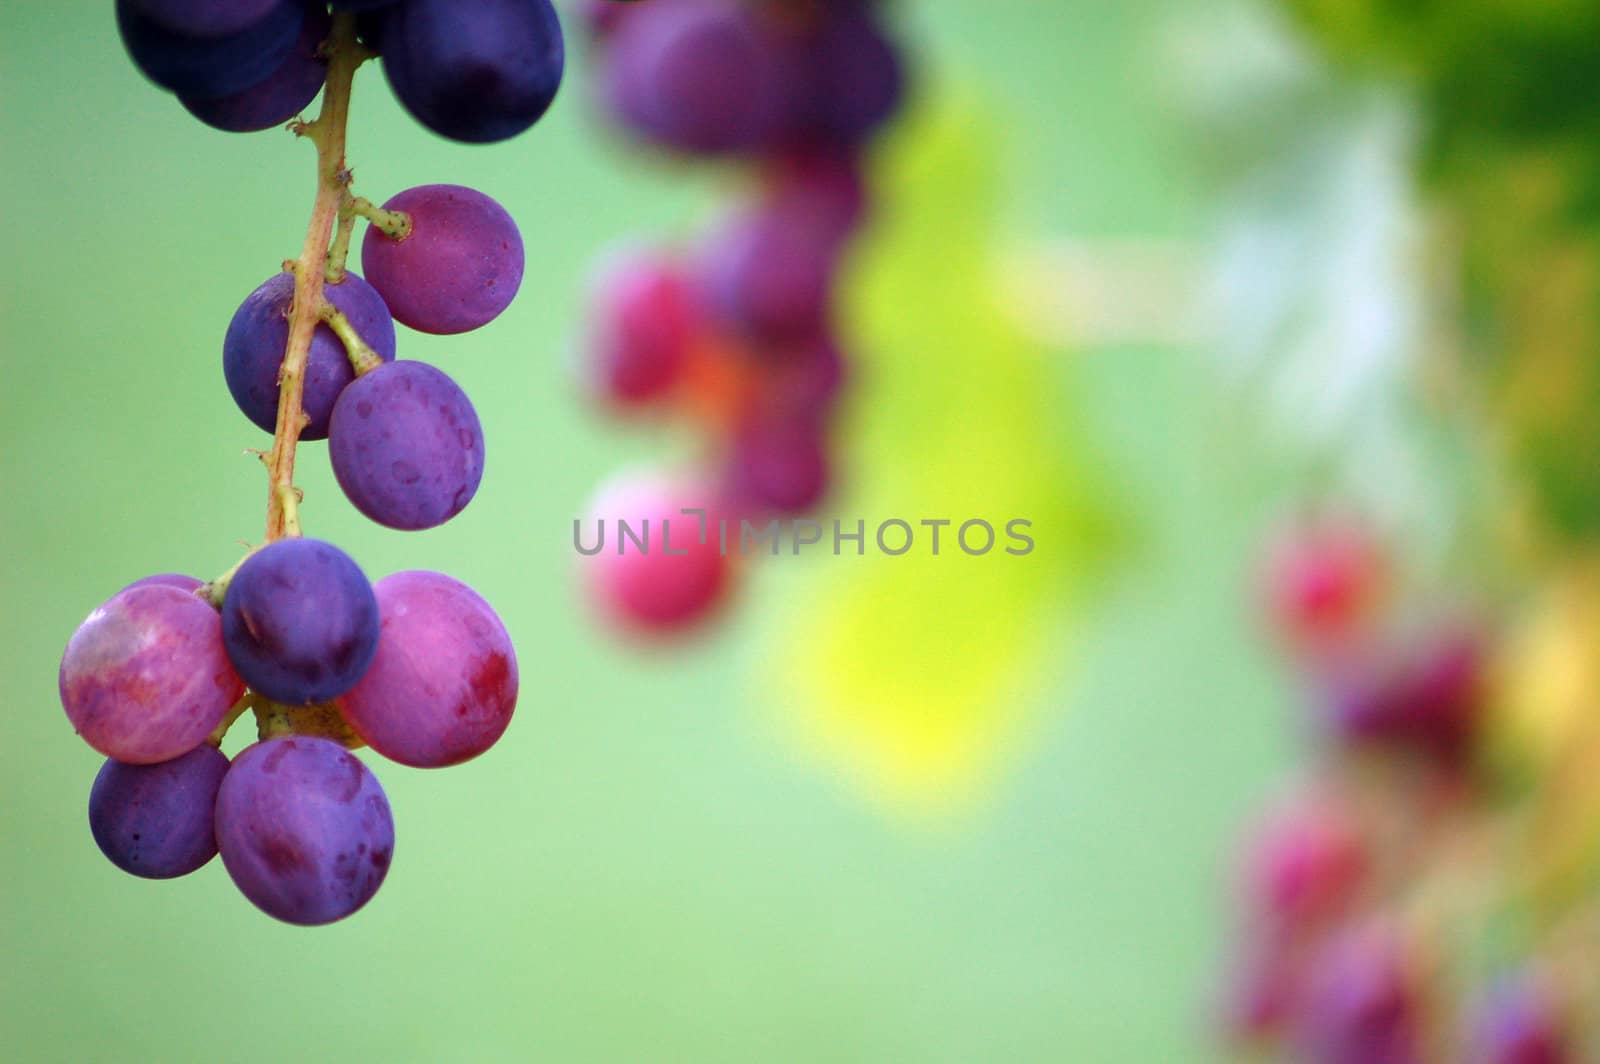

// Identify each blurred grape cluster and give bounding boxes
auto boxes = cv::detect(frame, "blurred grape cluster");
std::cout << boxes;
[570,0,908,637]
[1215,3,1600,1059]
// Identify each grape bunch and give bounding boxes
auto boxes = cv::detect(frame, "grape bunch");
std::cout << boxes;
[62,0,566,925]
[572,0,908,636]
[1217,514,1587,1062]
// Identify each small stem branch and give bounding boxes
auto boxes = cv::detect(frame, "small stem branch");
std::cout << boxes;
[349,196,412,238]
[263,13,365,543]
[254,700,294,741]
[208,693,256,747]
[325,193,357,283]
[202,550,258,607]
[319,299,385,375]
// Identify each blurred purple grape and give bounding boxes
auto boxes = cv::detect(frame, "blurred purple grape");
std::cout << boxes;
[600,0,787,156]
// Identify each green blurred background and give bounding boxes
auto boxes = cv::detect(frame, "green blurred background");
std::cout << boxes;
[0,2,1295,1060]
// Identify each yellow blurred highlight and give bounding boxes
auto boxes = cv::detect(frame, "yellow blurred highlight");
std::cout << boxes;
[764,94,1117,821]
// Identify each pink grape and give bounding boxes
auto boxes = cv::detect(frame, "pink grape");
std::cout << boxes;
[580,470,734,635]
[60,585,244,764]
[338,571,519,768]
[584,247,700,408]
[360,184,525,335]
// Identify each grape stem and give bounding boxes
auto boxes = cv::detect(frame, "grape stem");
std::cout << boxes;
[263,13,366,543]
[208,693,256,747]
[326,196,410,284]
[319,299,385,376]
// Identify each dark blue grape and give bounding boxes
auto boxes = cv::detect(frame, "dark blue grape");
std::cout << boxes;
[221,539,380,705]
[378,0,565,144]
[330,0,397,9]
[328,361,485,531]
[214,737,394,926]
[600,0,786,156]
[88,745,229,879]
[127,0,281,37]
[179,4,330,133]
[223,271,396,440]
[117,0,304,97]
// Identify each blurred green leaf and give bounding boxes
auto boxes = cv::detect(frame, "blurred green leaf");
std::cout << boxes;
[765,94,1118,819]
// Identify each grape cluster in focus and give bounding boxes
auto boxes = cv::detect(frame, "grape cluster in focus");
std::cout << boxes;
[63,0,567,926]
[573,0,909,637]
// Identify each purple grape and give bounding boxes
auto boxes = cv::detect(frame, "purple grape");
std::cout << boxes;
[127,0,281,37]
[88,744,230,879]
[1471,975,1570,1064]
[60,585,244,764]
[377,0,565,144]
[764,151,869,235]
[338,571,519,768]
[699,194,850,344]
[121,573,204,594]
[330,0,396,9]
[1320,621,1487,762]
[1296,925,1421,1064]
[575,0,640,39]
[179,5,330,133]
[222,271,397,440]
[585,247,700,408]
[784,5,906,149]
[328,361,486,530]
[360,184,524,335]
[214,737,394,926]
[117,0,304,97]
[220,539,381,705]
[726,414,830,516]
[755,336,847,420]
[600,0,787,156]
[1221,930,1305,1044]
[1240,792,1366,929]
